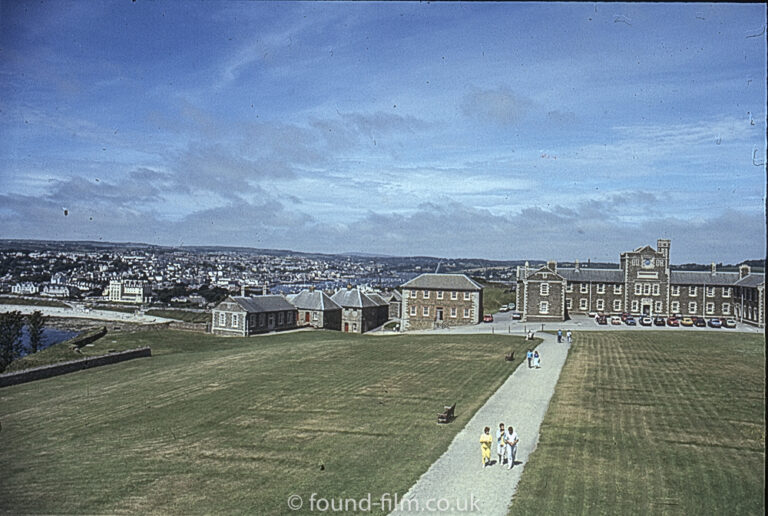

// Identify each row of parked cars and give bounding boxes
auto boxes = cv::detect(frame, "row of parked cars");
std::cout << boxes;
[593,312,737,329]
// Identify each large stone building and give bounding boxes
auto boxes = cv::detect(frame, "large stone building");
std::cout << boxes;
[330,286,388,333]
[400,273,483,331]
[211,295,298,336]
[107,279,151,304]
[517,239,765,327]
[287,288,342,330]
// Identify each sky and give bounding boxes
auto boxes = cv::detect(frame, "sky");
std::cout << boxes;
[0,1,766,263]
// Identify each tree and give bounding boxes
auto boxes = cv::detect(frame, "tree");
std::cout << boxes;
[0,311,25,372]
[27,310,46,354]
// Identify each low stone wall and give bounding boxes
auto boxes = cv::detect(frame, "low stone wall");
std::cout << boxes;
[168,321,209,333]
[0,347,151,388]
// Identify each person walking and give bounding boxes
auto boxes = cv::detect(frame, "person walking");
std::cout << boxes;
[533,350,541,368]
[566,330,572,345]
[480,426,493,467]
[495,423,507,466]
[505,426,520,469]
[526,349,533,368]
[557,328,562,343]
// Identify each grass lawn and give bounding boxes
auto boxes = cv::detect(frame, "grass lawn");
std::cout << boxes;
[145,309,209,323]
[0,329,531,515]
[511,331,765,515]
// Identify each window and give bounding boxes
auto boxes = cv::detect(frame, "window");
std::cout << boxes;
[579,298,588,310]
[410,290,417,298]
[614,284,622,295]
[631,300,639,312]
[423,290,429,299]
[313,312,318,321]
[722,303,730,315]
[566,283,573,293]
[580,283,588,294]
[656,258,664,266]
[422,306,429,316]
[259,313,265,326]
[540,283,549,296]
[566,298,572,309]
[643,283,651,295]
[232,314,239,327]
[410,305,417,316]
[613,299,622,312]
[540,301,549,314]
[463,308,470,318]
[655,301,662,313]
[706,287,715,298]
[689,286,697,297]
[632,257,639,266]
[597,284,605,294]
[652,284,660,296]
[706,302,715,314]
[450,307,457,318]
[437,290,444,299]
[278,312,284,325]
[671,301,680,313]
[634,283,642,295]
[722,287,731,298]
[451,291,458,300]
[688,302,697,314]
[218,312,225,326]
[464,291,471,300]
[352,323,357,331]
[596,299,604,311]
[671,286,680,296]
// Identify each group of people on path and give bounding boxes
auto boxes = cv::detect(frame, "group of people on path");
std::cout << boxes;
[526,348,541,369]
[556,329,572,345]
[480,423,519,469]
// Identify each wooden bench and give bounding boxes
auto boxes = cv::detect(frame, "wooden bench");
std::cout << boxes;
[505,351,515,362]
[437,403,456,424]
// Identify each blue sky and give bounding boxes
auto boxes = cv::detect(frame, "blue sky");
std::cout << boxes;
[1,1,765,263]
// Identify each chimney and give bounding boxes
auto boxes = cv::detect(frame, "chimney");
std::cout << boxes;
[309,285,315,292]
[739,264,751,279]
[240,285,245,297]
[347,284,353,290]
[547,260,557,272]
[263,282,268,295]
[574,259,580,272]
[711,262,716,275]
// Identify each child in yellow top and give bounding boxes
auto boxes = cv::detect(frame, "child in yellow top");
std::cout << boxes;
[480,426,493,467]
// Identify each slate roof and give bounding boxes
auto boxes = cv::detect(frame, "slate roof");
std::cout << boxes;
[365,292,390,306]
[557,268,624,283]
[670,271,740,286]
[735,273,765,288]
[331,288,378,308]
[401,273,483,291]
[289,290,342,311]
[229,295,296,313]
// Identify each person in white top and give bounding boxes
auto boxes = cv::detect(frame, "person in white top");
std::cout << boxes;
[505,426,520,469]
[495,423,507,465]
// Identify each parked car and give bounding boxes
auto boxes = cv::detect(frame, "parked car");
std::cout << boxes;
[610,315,622,325]
[483,314,494,323]
[653,316,666,326]
[639,316,653,326]
[667,317,679,327]
[511,312,522,320]
[680,317,694,327]
[625,316,637,326]
[620,312,630,321]
[722,318,736,328]
[596,314,608,325]
[499,305,509,312]
[707,318,722,328]
[588,311,598,318]
[694,318,706,327]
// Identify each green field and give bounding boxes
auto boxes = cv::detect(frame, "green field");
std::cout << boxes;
[0,329,530,515]
[145,309,209,323]
[511,331,765,515]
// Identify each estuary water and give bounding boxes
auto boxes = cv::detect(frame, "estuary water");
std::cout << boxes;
[18,326,79,357]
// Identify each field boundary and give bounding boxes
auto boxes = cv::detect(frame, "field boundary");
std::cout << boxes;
[0,347,151,388]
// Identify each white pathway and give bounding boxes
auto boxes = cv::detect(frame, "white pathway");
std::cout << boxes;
[390,332,569,516]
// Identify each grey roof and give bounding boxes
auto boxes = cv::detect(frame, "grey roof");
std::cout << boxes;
[331,288,378,308]
[365,292,389,307]
[670,271,740,286]
[558,268,624,283]
[735,273,765,288]
[401,273,483,291]
[289,290,342,311]
[230,295,296,313]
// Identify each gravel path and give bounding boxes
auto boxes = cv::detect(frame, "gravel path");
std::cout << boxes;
[390,332,569,515]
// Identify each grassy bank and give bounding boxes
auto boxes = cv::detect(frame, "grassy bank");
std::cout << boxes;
[1,329,530,515]
[478,281,515,314]
[510,331,765,515]
[145,309,209,323]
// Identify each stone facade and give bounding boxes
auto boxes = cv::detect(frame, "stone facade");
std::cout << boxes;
[211,295,298,336]
[288,289,342,330]
[108,279,151,304]
[400,273,483,331]
[517,263,567,322]
[330,287,386,333]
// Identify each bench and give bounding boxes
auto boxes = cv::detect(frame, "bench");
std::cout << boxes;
[437,403,456,424]
[505,351,515,362]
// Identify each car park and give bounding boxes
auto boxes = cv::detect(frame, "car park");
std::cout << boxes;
[483,314,493,323]
[610,315,622,325]
[639,316,653,326]
[667,317,679,327]
[511,312,522,320]
[694,318,706,327]
[680,317,694,326]
[625,316,636,326]
[722,318,736,328]
[596,314,607,325]
[653,316,666,326]
[707,318,722,328]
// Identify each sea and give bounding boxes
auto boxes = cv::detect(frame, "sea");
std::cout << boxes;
[18,326,79,357]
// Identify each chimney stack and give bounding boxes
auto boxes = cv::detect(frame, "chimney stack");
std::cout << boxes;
[263,282,268,295]
[739,264,751,279]
[309,285,315,292]
[711,262,716,275]
[547,260,557,272]
[574,259,580,272]
[240,285,245,297]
